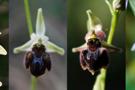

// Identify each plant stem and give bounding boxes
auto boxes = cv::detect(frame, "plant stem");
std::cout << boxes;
[24,0,36,90]
[31,76,37,90]
[24,0,33,35]
[93,11,119,90]
[107,11,119,44]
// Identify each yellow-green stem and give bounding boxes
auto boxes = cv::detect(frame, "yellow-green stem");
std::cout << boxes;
[24,0,33,35]
[31,76,37,90]
[24,0,36,90]
[107,11,119,44]
[93,11,119,90]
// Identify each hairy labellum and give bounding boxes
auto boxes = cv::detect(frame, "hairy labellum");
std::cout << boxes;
[80,47,109,75]
[25,43,51,77]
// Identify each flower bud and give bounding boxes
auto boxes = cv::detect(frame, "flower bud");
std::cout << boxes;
[113,0,126,11]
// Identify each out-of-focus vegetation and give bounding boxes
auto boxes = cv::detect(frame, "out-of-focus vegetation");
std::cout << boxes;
[0,0,8,29]
[129,0,135,16]
[126,1,135,90]
[0,0,8,90]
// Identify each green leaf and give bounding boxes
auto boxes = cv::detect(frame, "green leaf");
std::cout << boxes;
[129,0,135,16]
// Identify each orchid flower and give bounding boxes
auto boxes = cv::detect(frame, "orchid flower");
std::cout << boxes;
[72,9,121,53]
[0,32,7,55]
[13,8,64,55]
[72,9,104,53]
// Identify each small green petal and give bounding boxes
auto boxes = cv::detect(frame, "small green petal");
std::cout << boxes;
[0,45,7,55]
[13,39,34,54]
[46,41,64,55]
[36,8,46,36]
[30,33,36,39]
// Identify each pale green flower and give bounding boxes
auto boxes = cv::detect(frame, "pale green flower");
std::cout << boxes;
[13,8,64,55]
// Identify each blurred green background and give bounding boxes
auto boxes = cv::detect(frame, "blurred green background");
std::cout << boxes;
[126,2,135,90]
[68,0,125,90]
[0,0,8,90]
